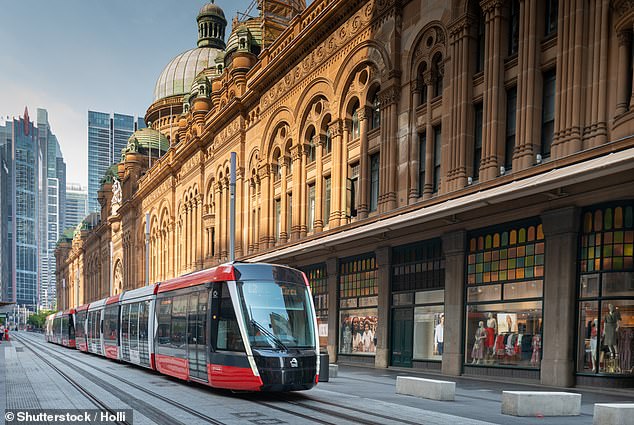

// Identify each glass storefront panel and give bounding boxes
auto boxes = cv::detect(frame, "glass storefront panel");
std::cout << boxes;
[466,220,544,369]
[339,254,378,356]
[302,263,328,348]
[577,301,599,373]
[339,308,378,355]
[413,305,444,360]
[576,203,634,376]
[466,301,542,367]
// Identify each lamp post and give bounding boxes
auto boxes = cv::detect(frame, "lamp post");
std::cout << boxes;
[229,152,236,262]
[145,212,150,285]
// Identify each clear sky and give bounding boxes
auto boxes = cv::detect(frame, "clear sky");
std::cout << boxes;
[0,0,258,186]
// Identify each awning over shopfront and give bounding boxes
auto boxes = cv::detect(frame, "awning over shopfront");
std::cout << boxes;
[247,147,634,263]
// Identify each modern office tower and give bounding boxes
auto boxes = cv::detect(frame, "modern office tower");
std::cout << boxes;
[0,108,65,310]
[36,109,66,310]
[65,183,88,230]
[0,118,12,304]
[87,111,145,213]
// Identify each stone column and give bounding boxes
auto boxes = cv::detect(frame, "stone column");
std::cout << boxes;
[375,246,391,368]
[326,257,338,362]
[423,71,434,198]
[291,145,302,240]
[514,0,539,170]
[314,136,324,232]
[540,207,579,387]
[358,108,369,219]
[585,0,610,147]
[619,31,634,115]
[341,120,351,223]
[378,87,399,211]
[197,196,204,268]
[408,81,422,203]
[214,184,222,261]
[480,0,506,181]
[299,145,308,237]
[441,230,466,376]
[258,164,271,249]
[446,17,475,191]
[280,160,289,242]
[328,121,343,227]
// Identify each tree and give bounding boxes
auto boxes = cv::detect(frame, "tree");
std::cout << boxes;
[27,310,54,330]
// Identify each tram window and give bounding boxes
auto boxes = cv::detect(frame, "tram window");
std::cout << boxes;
[69,316,75,340]
[130,303,139,352]
[157,298,172,346]
[121,304,130,342]
[171,295,188,354]
[216,283,244,352]
[104,306,118,343]
[138,301,148,342]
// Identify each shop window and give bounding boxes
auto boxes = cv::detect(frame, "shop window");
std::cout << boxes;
[466,220,545,368]
[577,202,634,376]
[392,239,445,362]
[338,254,378,356]
[302,263,328,348]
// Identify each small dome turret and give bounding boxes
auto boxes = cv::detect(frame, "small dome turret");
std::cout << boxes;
[197,1,227,49]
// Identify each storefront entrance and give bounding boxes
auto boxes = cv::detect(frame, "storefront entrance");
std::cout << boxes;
[391,308,413,367]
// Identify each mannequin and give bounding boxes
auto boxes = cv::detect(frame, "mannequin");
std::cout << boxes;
[471,321,487,364]
[604,304,621,359]
[590,319,598,372]
[434,314,444,355]
[486,313,497,358]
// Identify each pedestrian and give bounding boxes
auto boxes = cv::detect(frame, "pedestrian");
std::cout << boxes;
[4,327,8,341]
[0,324,3,342]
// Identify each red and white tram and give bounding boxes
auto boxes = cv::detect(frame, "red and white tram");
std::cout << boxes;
[46,262,319,392]
[46,309,76,348]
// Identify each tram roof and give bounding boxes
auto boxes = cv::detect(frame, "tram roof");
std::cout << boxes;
[76,303,90,312]
[87,298,107,311]
[157,264,236,294]
[120,283,159,303]
[106,294,121,305]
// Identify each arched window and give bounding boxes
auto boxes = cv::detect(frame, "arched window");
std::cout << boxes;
[323,128,332,155]
[274,152,282,182]
[371,92,381,130]
[351,101,360,139]
[433,54,443,98]
[307,128,316,163]
[419,63,428,106]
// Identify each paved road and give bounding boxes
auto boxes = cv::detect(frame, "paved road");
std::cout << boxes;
[3,332,633,424]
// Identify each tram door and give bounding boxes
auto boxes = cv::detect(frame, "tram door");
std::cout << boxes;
[187,290,209,381]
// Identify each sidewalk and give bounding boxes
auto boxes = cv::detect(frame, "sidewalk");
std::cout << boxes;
[329,363,634,424]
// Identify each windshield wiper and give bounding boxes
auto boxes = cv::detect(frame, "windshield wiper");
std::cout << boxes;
[250,319,288,351]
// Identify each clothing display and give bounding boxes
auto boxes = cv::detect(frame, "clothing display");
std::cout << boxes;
[604,309,621,347]
[531,334,541,365]
[618,328,634,373]
[471,326,487,361]
[485,327,495,348]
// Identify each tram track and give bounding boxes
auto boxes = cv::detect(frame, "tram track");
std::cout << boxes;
[14,334,226,425]
[19,333,425,425]
[13,335,131,425]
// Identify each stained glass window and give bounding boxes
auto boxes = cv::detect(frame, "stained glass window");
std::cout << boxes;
[339,254,378,300]
[580,205,634,272]
[468,223,544,286]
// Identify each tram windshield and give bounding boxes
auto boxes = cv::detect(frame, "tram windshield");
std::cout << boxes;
[238,280,316,350]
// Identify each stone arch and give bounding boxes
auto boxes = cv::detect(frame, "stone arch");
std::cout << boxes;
[407,21,448,83]
[294,78,335,126]
[260,106,295,159]
[112,259,123,295]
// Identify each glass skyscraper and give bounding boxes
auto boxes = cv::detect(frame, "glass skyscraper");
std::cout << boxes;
[87,111,145,213]
[0,108,66,310]
[65,183,88,230]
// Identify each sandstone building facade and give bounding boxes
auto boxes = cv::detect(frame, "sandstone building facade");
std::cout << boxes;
[57,0,634,387]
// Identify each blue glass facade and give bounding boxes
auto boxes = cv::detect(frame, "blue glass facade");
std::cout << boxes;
[87,111,144,213]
